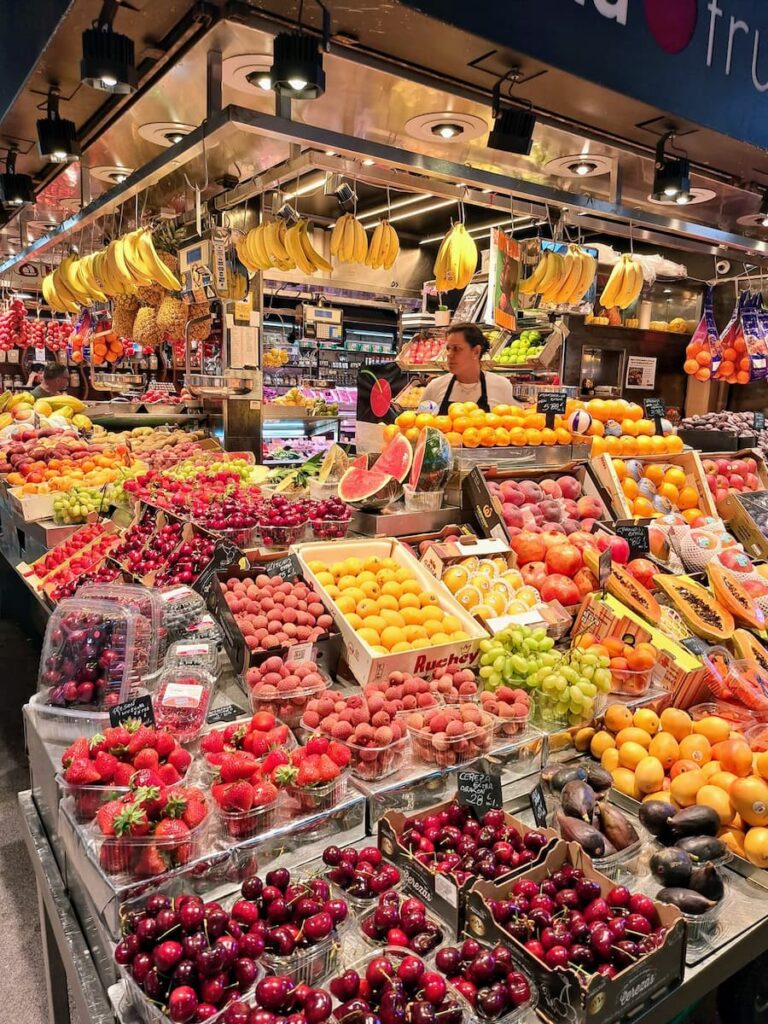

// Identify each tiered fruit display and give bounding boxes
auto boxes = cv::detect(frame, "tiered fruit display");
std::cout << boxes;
[245,659,327,727]
[479,687,532,738]
[495,329,545,364]
[322,843,401,901]
[360,892,443,953]
[398,802,550,884]
[434,941,533,1018]
[114,891,261,1021]
[433,222,478,292]
[221,574,333,654]
[361,672,442,714]
[391,404,575,449]
[0,391,93,435]
[31,522,115,579]
[49,564,122,602]
[305,553,473,654]
[437,553,540,621]
[610,457,706,520]
[5,439,134,494]
[519,245,597,306]
[488,474,606,536]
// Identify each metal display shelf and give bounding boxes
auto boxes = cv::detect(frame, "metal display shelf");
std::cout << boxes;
[90,412,209,429]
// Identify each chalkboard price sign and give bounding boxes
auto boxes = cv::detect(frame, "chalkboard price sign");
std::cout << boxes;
[643,398,666,433]
[265,553,302,580]
[598,547,612,590]
[457,769,503,817]
[530,784,548,828]
[615,524,650,554]
[206,703,243,724]
[537,391,567,428]
[109,694,155,728]
[755,412,765,432]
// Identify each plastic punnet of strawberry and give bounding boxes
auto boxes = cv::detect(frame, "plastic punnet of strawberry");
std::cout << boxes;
[278,735,352,813]
[199,711,295,774]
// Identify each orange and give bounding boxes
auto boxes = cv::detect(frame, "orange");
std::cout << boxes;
[664,467,687,490]
[445,432,463,447]
[603,435,621,455]
[755,750,768,781]
[658,482,679,504]
[591,437,607,456]
[404,427,420,443]
[588,419,605,437]
[415,412,434,429]
[433,415,452,433]
[492,404,512,416]
[479,427,496,448]
[731,776,768,826]
[711,738,753,777]
[619,436,638,456]
[555,427,572,445]
[587,399,609,421]
[678,733,712,765]
[633,708,660,735]
[677,486,700,510]
[649,436,667,453]
[648,732,679,771]
[509,427,527,446]
[644,464,665,486]
[616,726,652,749]
[632,496,655,517]
[540,428,558,446]
[590,731,616,758]
[665,435,684,454]
[696,784,734,825]
[484,413,501,429]
[681,508,704,524]
[684,359,699,375]
[523,412,545,430]
[448,402,468,419]
[620,418,638,436]
[622,478,639,501]
[525,428,542,446]
[618,741,648,771]
[604,703,634,733]
[635,755,665,794]
[693,715,731,745]
[612,458,627,481]
[452,416,471,434]
[462,428,480,448]
[635,418,655,436]
[635,436,653,455]
[670,767,707,807]
[494,427,511,447]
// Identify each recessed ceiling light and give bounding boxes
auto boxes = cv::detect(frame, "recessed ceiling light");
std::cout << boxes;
[647,186,715,207]
[544,153,613,178]
[222,54,275,96]
[362,159,375,167]
[405,111,487,144]
[431,123,464,140]
[282,175,327,199]
[91,164,134,184]
[138,122,197,148]
[324,150,336,156]
[359,193,436,222]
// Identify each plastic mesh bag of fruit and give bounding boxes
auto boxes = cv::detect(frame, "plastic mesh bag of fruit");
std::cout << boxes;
[683,287,719,383]
[714,291,746,383]
[743,298,768,382]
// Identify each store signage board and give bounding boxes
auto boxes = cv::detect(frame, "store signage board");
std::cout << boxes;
[536,390,567,428]
[400,0,768,151]
[626,356,657,390]
[644,397,666,434]
[457,769,503,817]
[265,553,302,580]
[207,703,243,724]
[110,694,155,728]
[463,467,510,542]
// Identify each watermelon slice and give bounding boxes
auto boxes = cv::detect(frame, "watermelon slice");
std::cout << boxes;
[410,427,452,492]
[373,434,412,483]
[338,466,403,510]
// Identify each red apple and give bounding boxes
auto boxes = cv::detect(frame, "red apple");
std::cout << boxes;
[626,558,656,589]
[545,543,583,577]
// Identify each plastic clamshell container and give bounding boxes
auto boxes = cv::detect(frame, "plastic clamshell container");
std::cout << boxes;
[590,835,646,882]
[261,923,346,986]
[358,902,445,954]
[26,691,111,745]
[689,701,757,732]
[609,666,654,696]
[249,678,327,728]
[406,707,495,767]
[259,522,307,548]
[658,882,727,946]
[309,518,352,541]
[744,721,768,751]
[164,638,220,676]
[198,717,297,777]
[343,732,410,781]
[182,613,223,644]
[152,667,215,743]
[532,690,607,731]
[56,775,130,824]
[325,870,402,915]
[286,770,350,813]
[308,479,344,502]
[426,948,538,1024]
[158,585,208,639]
[403,486,445,512]
[78,581,165,673]
[214,796,280,840]
[38,597,143,711]
[118,959,263,1024]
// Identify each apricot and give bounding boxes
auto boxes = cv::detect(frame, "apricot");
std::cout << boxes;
[669,768,707,807]
[648,732,679,771]
[730,776,768,827]
[642,790,670,802]
[696,784,734,826]
[611,766,639,799]
[754,750,768,781]
[601,747,620,772]
[743,826,768,868]
[678,733,712,766]
[659,707,693,741]
[604,704,633,734]
[635,755,665,795]
[709,771,738,792]
[615,727,652,750]
[618,741,650,771]
[669,758,701,779]
[712,738,753,778]
[633,708,660,735]
[701,760,722,779]
[719,824,747,858]
[590,730,616,759]
[693,715,731,745]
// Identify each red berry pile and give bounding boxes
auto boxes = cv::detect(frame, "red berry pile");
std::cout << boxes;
[256,496,311,547]
[362,671,442,715]
[302,690,408,780]
[96,781,209,877]
[211,764,280,839]
[308,497,351,540]
[404,705,494,767]
[360,892,444,954]
[223,575,333,653]
[33,522,111,578]
[434,941,532,1018]
[491,871,666,981]
[114,892,261,1023]
[200,711,293,770]
[155,534,218,587]
[245,658,326,727]
[50,563,121,603]
[322,844,401,902]
[400,803,550,885]
[113,517,182,576]
[270,736,351,811]
[431,665,479,703]
[479,686,532,738]
[246,976,332,1024]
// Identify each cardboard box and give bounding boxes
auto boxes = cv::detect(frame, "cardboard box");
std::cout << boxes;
[482,463,613,522]
[720,490,768,560]
[377,799,558,934]
[207,563,343,675]
[591,450,717,520]
[295,538,487,686]
[420,535,514,581]
[7,486,55,522]
[465,842,686,1024]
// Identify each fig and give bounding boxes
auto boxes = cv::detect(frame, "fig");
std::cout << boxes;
[689,862,725,901]
[550,766,589,794]
[649,848,692,887]
[596,801,639,852]
[540,762,563,789]
[668,806,719,838]
[639,800,676,839]
[584,764,613,794]
[556,812,607,858]
[656,887,717,915]
[560,781,595,823]
[675,836,726,862]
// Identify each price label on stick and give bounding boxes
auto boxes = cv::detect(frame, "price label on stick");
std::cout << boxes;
[530,783,548,828]
[755,412,765,432]
[536,391,567,429]
[109,694,155,728]
[598,547,612,590]
[457,769,503,817]
[643,397,666,434]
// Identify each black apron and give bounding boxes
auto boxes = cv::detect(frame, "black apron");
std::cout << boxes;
[437,373,491,415]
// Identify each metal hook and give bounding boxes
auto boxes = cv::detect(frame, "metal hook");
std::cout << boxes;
[629,220,635,256]
[183,129,209,192]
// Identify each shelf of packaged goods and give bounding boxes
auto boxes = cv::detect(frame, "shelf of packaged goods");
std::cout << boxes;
[89,412,209,429]
[262,406,341,420]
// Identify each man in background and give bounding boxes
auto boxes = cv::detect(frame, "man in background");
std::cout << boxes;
[31,361,69,400]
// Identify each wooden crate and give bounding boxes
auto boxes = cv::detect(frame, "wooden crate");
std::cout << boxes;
[590,449,717,520]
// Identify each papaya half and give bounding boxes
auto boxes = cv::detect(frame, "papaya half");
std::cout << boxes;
[583,549,661,623]
[707,563,766,631]
[732,628,768,675]
[653,574,734,644]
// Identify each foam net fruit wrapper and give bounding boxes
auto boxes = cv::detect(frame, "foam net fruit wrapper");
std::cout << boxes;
[684,287,720,383]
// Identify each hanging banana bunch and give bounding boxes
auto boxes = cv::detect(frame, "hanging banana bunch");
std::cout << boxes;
[237,220,295,273]
[599,253,645,310]
[433,223,478,292]
[284,219,332,275]
[518,244,597,305]
[330,212,368,264]
[366,220,400,270]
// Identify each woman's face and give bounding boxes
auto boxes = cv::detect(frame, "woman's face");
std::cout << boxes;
[445,332,481,380]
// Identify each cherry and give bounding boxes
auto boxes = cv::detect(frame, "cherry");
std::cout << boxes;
[544,946,570,970]
[153,940,183,973]
[169,986,198,1023]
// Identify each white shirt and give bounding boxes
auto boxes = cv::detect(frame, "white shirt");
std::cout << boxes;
[420,372,518,411]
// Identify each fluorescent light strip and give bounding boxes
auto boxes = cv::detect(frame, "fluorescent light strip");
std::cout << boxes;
[282,175,328,199]
[419,216,535,245]
[358,193,438,221]
[386,199,457,225]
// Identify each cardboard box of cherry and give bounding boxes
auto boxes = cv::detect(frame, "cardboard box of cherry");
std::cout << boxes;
[378,795,557,933]
[464,841,686,1024]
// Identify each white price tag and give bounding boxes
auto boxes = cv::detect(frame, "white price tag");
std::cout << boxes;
[289,641,314,663]
[434,872,458,907]
[161,586,190,603]
[175,643,209,657]
[160,682,204,708]
[34,347,47,362]
[7,349,19,363]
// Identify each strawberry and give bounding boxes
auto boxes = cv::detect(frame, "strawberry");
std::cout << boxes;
[328,741,351,768]
[132,785,167,817]
[242,733,268,758]
[93,751,119,782]
[61,737,90,768]
[133,843,167,877]
[211,781,229,806]
[153,731,176,759]
[296,760,321,788]
[96,798,125,836]
[267,725,290,747]
[99,837,130,874]
[219,753,258,783]
[88,733,108,755]
[205,751,226,768]
[158,763,181,786]
[132,748,160,771]
[113,762,135,787]
[272,764,298,787]
[103,725,130,751]
[113,803,150,837]
[217,781,253,813]
[182,799,208,830]
[167,747,192,773]
[155,817,191,846]
[126,725,155,756]
[130,768,163,790]
[317,754,340,783]
[224,723,246,745]
[262,750,289,775]
[201,730,226,754]
[64,758,101,785]
[251,780,279,807]
[305,736,329,757]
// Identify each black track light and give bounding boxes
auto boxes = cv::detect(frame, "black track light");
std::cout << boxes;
[262,0,329,99]
[37,87,80,163]
[652,131,692,203]
[81,0,137,94]
[0,149,34,210]
[488,72,536,156]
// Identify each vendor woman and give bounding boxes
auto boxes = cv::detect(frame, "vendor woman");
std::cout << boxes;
[420,323,517,412]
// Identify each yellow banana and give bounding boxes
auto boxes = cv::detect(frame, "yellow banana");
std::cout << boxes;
[111,239,135,287]
[457,226,478,288]
[518,249,550,295]
[382,223,399,270]
[121,231,154,286]
[285,221,315,275]
[58,256,91,306]
[340,216,356,262]
[236,236,257,273]
[616,258,644,308]
[551,249,581,304]
[367,222,384,268]
[136,229,182,290]
[51,266,82,312]
[300,221,332,272]
[570,251,597,304]
[246,227,271,270]
[600,255,627,308]
[42,274,66,313]
[536,252,563,298]
[330,215,348,257]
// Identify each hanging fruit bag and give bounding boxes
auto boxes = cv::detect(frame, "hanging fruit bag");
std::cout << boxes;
[683,286,719,382]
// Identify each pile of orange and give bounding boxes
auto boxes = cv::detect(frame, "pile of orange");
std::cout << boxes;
[6,450,134,494]
[590,703,768,866]
[684,334,751,385]
[576,633,656,673]
[388,403,574,449]
[611,457,704,521]
[70,327,124,366]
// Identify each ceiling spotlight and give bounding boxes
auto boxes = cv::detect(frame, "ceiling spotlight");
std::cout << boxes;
[37,87,80,163]
[110,171,128,184]
[269,0,329,99]
[652,130,691,202]
[0,149,35,210]
[81,0,137,94]
[571,160,597,176]
[245,71,272,90]
[488,71,536,156]
[164,131,186,145]
[431,123,463,140]
[362,158,375,167]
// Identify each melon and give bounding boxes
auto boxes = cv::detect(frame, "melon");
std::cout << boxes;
[409,427,452,492]
[318,444,350,484]
[338,466,403,510]
[373,434,412,483]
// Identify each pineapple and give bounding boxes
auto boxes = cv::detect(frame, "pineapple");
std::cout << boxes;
[111,294,139,339]
[133,307,162,348]
[153,224,184,281]
[136,282,165,307]
[188,301,212,341]
[156,296,188,341]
